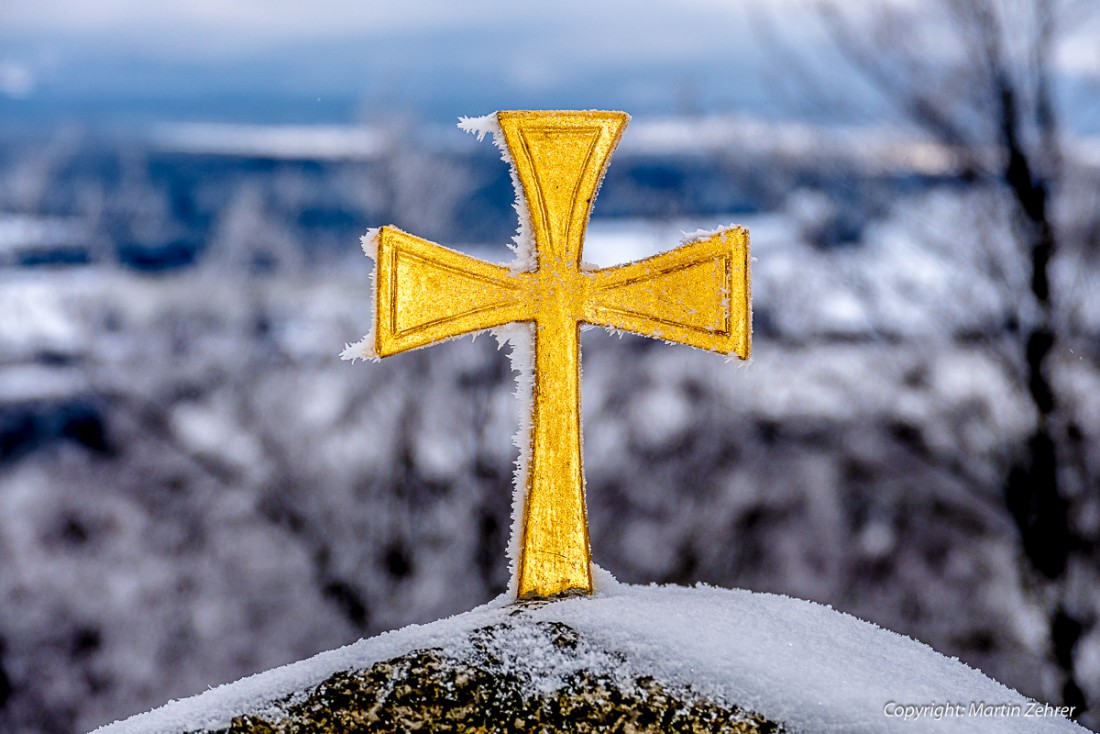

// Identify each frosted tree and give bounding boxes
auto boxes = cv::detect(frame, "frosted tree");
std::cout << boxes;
[804,0,1100,719]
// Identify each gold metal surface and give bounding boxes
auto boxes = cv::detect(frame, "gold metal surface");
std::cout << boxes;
[367,110,751,600]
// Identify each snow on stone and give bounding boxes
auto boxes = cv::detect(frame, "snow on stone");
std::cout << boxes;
[93,584,1086,734]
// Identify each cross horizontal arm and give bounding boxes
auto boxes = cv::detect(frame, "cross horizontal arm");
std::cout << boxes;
[585,227,751,358]
[374,227,535,357]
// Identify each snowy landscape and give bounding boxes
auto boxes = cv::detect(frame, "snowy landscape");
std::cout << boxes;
[2,1,1100,732]
[2,123,1098,731]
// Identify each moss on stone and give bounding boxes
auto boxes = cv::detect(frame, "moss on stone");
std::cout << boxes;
[213,620,783,734]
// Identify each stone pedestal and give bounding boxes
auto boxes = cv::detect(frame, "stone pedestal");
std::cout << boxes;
[94,585,1086,734]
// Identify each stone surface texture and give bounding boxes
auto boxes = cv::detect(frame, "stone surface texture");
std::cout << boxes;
[219,618,779,733]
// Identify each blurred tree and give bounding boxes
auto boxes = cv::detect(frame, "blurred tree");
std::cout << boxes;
[810,0,1097,718]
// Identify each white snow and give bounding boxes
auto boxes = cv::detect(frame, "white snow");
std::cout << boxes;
[93,583,1087,734]
[0,364,87,403]
[489,321,536,598]
[0,214,85,252]
[152,124,386,161]
[0,274,86,355]
[169,402,266,472]
[141,115,1100,175]
[358,227,380,259]
[339,229,381,362]
[455,114,499,143]
[628,381,693,451]
[680,222,742,246]
[459,112,536,273]
[620,116,958,176]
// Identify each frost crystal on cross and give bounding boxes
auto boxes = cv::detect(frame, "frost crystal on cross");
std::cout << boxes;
[345,110,751,600]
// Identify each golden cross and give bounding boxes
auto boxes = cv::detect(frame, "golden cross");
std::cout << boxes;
[350,110,750,600]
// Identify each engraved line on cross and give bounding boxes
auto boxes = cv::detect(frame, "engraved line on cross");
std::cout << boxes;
[365,110,750,600]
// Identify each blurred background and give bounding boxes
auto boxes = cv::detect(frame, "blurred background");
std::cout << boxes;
[2,0,1099,731]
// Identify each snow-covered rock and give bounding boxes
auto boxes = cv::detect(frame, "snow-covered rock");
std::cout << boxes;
[93,584,1086,733]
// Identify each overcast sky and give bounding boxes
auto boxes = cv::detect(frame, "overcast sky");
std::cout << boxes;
[0,1,776,57]
[0,1,810,123]
[1,1,1096,129]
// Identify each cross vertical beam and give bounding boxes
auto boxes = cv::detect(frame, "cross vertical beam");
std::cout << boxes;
[523,306,588,596]
[499,111,628,598]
